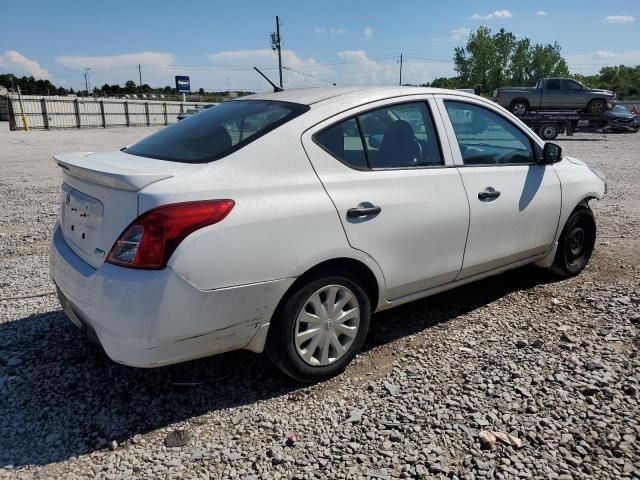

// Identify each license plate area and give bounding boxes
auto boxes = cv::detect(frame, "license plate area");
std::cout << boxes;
[60,184,104,256]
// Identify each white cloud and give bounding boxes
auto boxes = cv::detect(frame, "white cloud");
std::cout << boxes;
[605,15,635,24]
[567,49,640,74]
[471,10,512,20]
[334,50,453,85]
[363,27,374,40]
[55,51,175,70]
[1,50,50,79]
[314,27,348,35]
[206,48,453,90]
[536,11,547,16]
[207,49,334,90]
[450,27,471,41]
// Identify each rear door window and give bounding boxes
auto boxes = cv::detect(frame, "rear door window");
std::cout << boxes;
[546,79,561,91]
[314,101,443,170]
[314,118,368,169]
[124,100,308,163]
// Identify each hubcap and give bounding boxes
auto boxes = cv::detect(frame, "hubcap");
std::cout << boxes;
[294,285,360,366]
[591,103,604,113]
[542,126,556,139]
[513,103,526,115]
[568,227,585,258]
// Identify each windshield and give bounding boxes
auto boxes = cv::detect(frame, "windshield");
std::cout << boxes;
[125,100,309,163]
[612,105,630,113]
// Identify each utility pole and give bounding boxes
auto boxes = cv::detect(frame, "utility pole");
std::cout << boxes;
[84,68,91,96]
[271,16,283,89]
[138,64,142,90]
[399,53,403,86]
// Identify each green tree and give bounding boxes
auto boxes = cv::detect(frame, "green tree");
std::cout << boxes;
[124,80,136,93]
[454,27,570,93]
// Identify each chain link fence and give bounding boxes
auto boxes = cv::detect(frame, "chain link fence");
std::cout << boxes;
[5,95,215,131]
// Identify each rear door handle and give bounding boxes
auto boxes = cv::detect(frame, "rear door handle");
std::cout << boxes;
[347,205,382,218]
[478,187,501,201]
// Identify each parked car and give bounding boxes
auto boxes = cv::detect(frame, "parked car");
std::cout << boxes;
[604,105,640,133]
[493,78,615,115]
[50,87,606,382]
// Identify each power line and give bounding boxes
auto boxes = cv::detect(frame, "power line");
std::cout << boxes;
[282,66,336,85]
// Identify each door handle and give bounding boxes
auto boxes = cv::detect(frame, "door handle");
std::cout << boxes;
[347,205,382,218]
[478,187,501,201]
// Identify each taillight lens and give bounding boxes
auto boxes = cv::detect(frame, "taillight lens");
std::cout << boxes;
[107,200,234,269]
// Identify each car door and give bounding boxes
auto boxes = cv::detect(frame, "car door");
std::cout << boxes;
[541,78,563,110]
[562,79,587,110]
[301,98,469,300]
[435,95,561,279]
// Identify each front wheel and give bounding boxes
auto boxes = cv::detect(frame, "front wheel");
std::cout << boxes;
[266,273,371,382]
[587,99,607,114]
[551,208,596,277]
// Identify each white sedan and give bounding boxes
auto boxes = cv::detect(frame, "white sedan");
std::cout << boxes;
[49,86,606,381]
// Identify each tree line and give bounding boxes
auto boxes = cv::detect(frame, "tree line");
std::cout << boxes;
[0,74,252,100]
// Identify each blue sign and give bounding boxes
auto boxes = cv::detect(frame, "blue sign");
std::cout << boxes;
[175,76,190,93]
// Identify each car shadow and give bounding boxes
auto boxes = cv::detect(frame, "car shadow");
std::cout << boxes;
[0,265,561,468]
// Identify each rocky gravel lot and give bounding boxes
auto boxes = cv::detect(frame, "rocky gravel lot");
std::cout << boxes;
[0,124,638,480]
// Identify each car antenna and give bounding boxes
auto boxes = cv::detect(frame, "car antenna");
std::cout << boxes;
[253,66,284,92]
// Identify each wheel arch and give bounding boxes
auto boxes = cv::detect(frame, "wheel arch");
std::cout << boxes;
[245,256,384,354]
[510,97,530,107]
[279,257,382,315]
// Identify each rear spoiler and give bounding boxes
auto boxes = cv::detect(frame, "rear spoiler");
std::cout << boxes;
[54,152,174,191]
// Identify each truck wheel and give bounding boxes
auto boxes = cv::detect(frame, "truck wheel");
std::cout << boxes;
[266,271,371,382]
[551,208,596,277]
[510,101,528,116]
[538,124,559,140]
[587,99,606,114]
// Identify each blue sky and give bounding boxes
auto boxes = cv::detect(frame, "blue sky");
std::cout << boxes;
[1,0,638,92]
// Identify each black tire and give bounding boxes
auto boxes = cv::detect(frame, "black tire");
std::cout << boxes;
[587,99,607,114]
[509,100,529,116]
[266,271,371,382]
[551,208,596,277]
[538,123,559,140]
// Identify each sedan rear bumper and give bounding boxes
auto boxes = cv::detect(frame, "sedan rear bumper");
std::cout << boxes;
[49,224,294,367]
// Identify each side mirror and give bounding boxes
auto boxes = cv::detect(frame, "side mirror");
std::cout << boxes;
[541,142,563,164]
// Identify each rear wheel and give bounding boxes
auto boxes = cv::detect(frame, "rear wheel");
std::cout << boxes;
[510,101,529,116]
[551,208,596,277]
[587,99,607,114]
[538,123,559,140]
[266,272,371,382]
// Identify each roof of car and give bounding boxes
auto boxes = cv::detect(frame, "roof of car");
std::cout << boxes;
[236,85,472,107]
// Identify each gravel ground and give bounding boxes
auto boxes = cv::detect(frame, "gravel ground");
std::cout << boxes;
[0,124,638,480]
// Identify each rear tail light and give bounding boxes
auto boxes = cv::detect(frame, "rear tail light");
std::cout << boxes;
[107,200,234,269]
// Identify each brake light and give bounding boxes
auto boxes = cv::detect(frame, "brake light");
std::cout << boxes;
[107,200,234,269]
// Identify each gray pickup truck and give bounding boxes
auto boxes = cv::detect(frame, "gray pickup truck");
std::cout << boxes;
[493,78,615,115]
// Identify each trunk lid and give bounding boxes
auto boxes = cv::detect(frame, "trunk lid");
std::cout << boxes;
[55,151,203,268]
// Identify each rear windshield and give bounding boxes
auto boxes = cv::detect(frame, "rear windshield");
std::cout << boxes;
[124,100,309,163]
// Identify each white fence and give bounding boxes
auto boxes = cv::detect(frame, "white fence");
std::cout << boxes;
[6,95,215,131]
